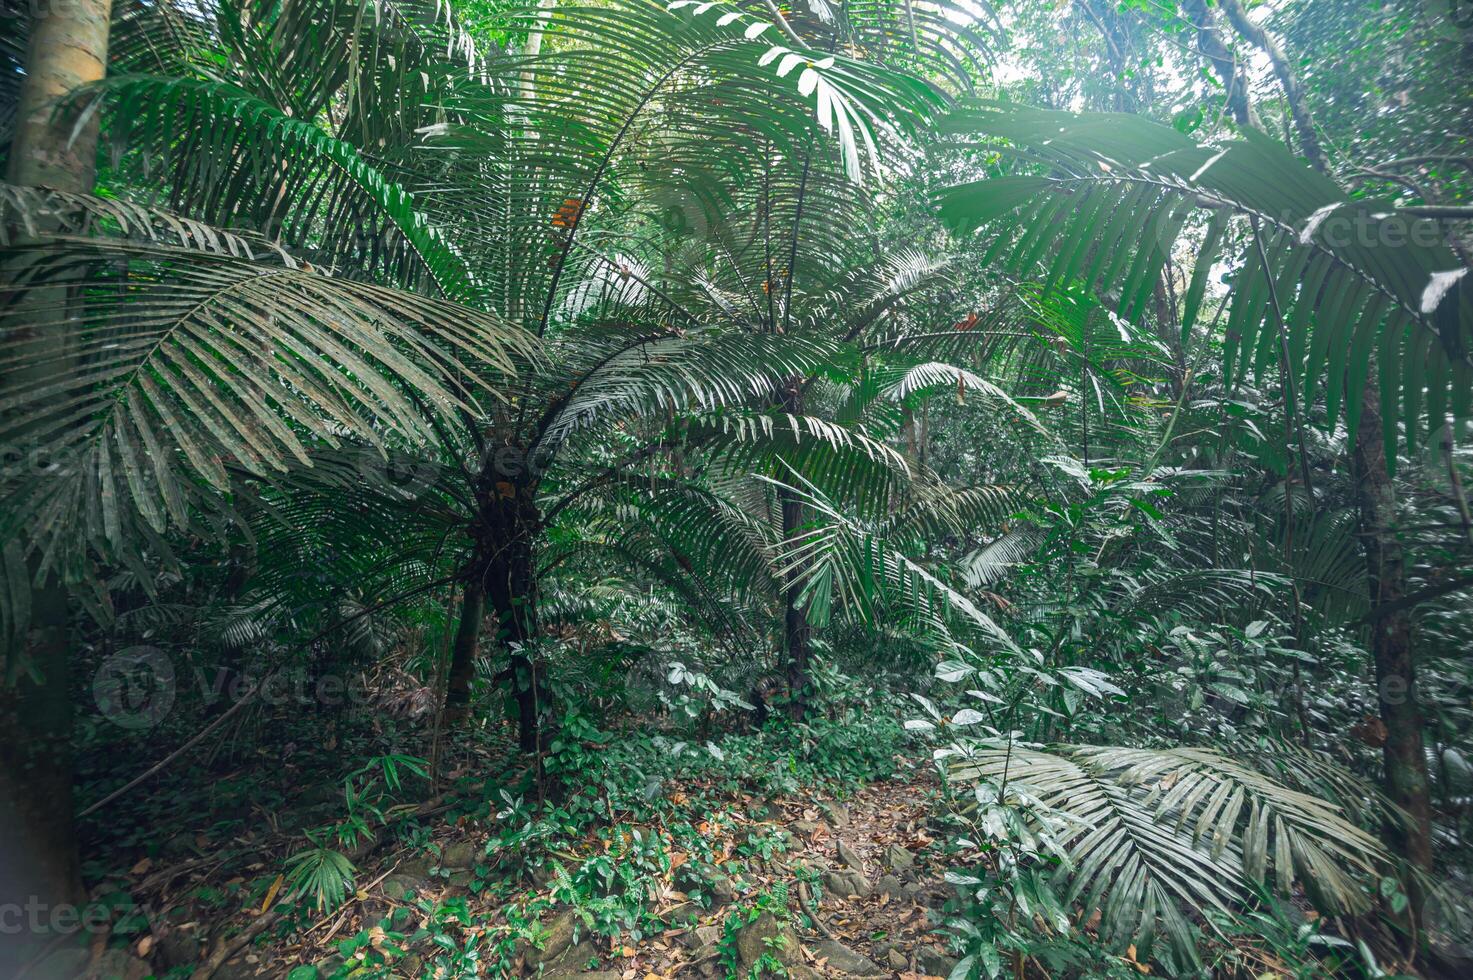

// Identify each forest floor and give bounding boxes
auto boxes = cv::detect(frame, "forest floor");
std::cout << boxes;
[73,727,966,980]
[516,774,963,980]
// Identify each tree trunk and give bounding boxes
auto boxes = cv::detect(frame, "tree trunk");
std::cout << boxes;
[448,480,545,750]
[443,578,485,721]
[0,584,84,977]
[485,518,542,753]
[779,378,811,719]
[0,0,113,969]
[1352,386,1435,891]
[1179,0,1254,129]
[7,0,113,190]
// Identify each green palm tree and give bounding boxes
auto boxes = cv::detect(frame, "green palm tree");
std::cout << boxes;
[16,0,978,753]
[936,96,1471,901]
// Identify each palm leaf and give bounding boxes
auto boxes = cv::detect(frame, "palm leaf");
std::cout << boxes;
[937,101,1472,457]
[0,189,530,585]
[948,743,1390,962]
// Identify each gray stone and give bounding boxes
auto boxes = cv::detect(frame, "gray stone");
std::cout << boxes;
[792,819,822,836]
[888,948,910,971]
[876,874,903,898]
[708,873,738,905]
[820,869,873,899]
[155,926,203,967]
[835,840,865,873]
[812,939,883,976]
[734,911,800,969]
[918,946,959,977]
[87,950,151,980]
[901,881,924,901]
[381,872,435,901]
[528,909,581,966]
[395,854,436,879]
[820,801,850,829]
[541,939,600,977]
[440,841,479,870]
[883,844,915,874]
[678,922,724,960]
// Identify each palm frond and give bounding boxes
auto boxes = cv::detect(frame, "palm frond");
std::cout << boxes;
[937,101,1472,456]
[948,743,1389,962]
[0,188,529,585]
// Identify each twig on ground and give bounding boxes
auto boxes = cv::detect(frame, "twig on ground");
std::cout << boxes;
[797,879,841,942]
[190,794,456,980]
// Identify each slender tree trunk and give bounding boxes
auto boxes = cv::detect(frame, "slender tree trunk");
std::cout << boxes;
[443,578,485,721]
[2,2,113,973]
[447,479,545,750]
[485,521,542,752]
[1,2,112,971]
[781,490,811,720]
[1179,0,1254,129]
[779,378,811,719]
[1353,387,1435,888]
[0,584,84,977]
[1216,0,1328,173]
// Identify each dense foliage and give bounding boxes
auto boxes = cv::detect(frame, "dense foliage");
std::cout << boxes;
[1,0,1470,978]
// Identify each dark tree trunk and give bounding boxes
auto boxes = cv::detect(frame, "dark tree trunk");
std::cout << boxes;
[1172,0,1254,128]
[0,584,84,976]
[443,578,486,721]
[1179,0,1254,129]
[484,518,542,753]
[1353,387,1434,891]
[1,0,112,968]
[445,476,544,751]
[779,378,811,719]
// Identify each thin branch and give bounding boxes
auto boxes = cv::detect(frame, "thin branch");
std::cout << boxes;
[758,0,806,48]
[1399,205,1473,220]
[78,688,266,818]
[1360,573,1473,623]
[1216,0,1329,174]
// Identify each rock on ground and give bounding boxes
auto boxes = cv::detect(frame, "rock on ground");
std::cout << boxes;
[526,909,582,966]
[918,945,961,977]
[812,939,884,976]
[734,911,810,975]
[835,839,865,873]
[883,843,915,875]
[820,868,873,899]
